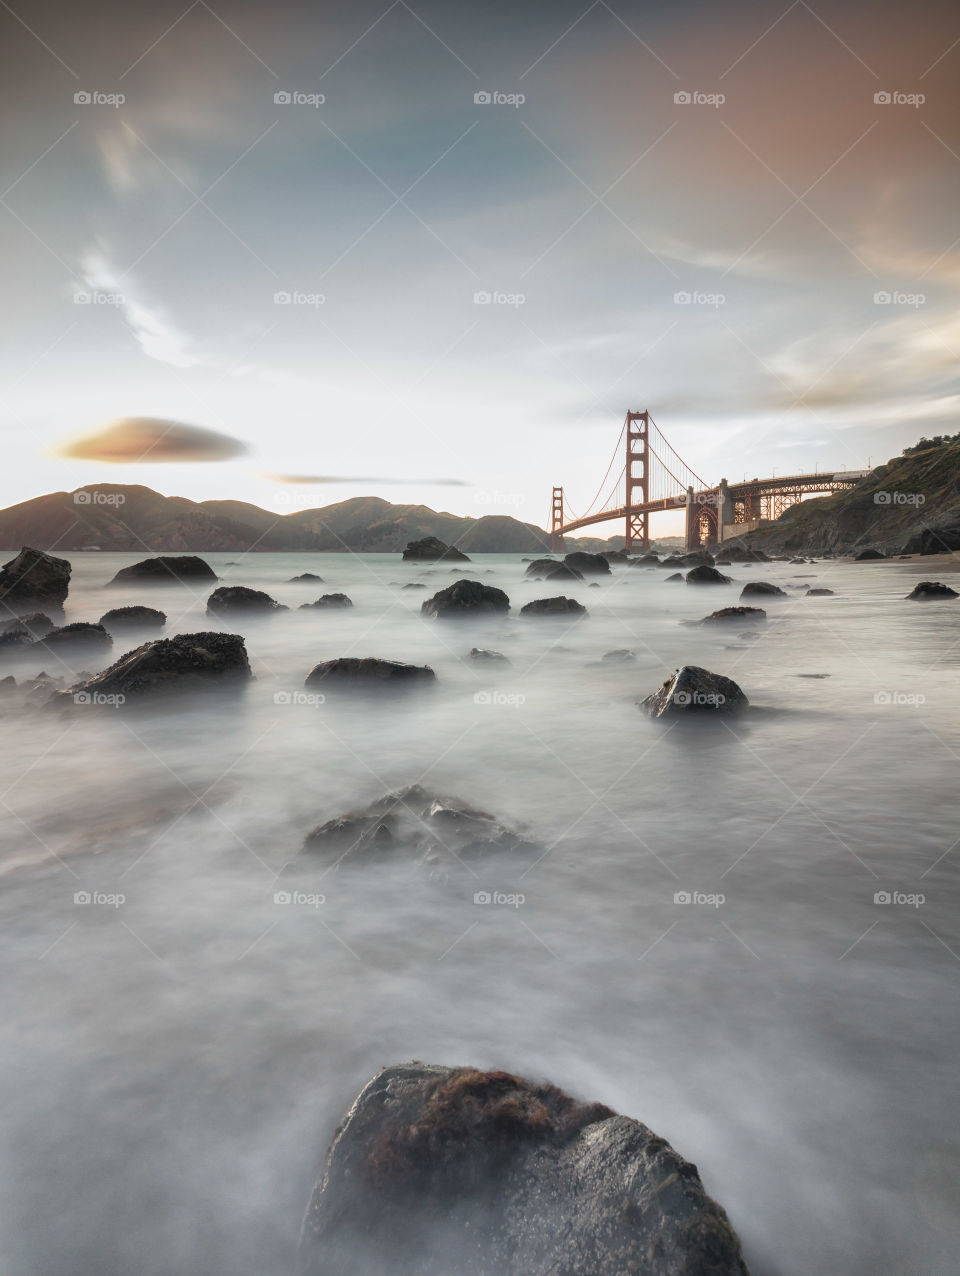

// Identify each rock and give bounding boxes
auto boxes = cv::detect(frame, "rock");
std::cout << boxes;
[901,525,960,555]
[677,549,715,567]
[304,657,436,691]
[31,623,112,658]
[602,648,636,661]
[402,583,426,590]
[630,554,660,566]
[701,606,766,624]
[402,536,470,563]
[600,549,629,563]
[206,585,287,615]
[107,555,217,586]
[53,632,251,703]
[300,593,353,609]
[806,588,835,596]
[739,581,787,599]
[524,558,560,578]
[289,573,324,582]
[1,611,54,638]
[98,606,167,633]
[0,624,34,653]
[854,549,886,561]
[686,565,732,585]
[906,581,959,601]
[789,557,806,564]
[639,665,748,718]
[297,1062,750,1276]
[0,547,70,616]
[421,580,510,620]
[302,785,535,870]
[520,597,587,618]
[544,563,584,582]
[720,545,770,562]
[661,555,684,567]
[665,572,683,582]
[563,551,610,576]
[468,648,510,663]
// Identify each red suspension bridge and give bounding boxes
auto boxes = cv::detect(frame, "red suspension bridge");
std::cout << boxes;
[550,410,870,553]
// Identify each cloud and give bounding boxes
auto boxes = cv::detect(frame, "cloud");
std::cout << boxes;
[264,473,469,486]
[58,418,249,463]
[80,252,197,369]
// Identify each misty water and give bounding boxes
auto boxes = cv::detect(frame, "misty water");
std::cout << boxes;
[2,550,959,1275]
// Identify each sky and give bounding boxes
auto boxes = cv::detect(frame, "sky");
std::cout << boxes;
[1,0,958,538]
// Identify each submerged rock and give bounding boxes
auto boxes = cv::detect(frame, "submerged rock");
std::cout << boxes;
[543,563,584,582]
[701,606,766,624]
[677,549,715,567]
[563,551,610,576]
[31,622,112,658]
[524,558,561,578]
[304,657,436,691]
[639,665,748,718]
[665,572,683,582]
[300,593,353,609]
[686,565,732,585]
[289,573,324,582]
[206,585,287,615]
[854,549,886,561]
[53,632,251,703]
[107,555,217,586]
[468,648,510,663]
[98,606,167,633]
[297,1061,750,1276]
[0,547,70,615]
[421,580,510,620]
[302,785,535,871]
[906,581,959,601]
[0,612,54,639]
[602,648,636,661]
[739,581,786,599]
[403,536,470,562]
[520,596,586,618]
[806,587,835,597]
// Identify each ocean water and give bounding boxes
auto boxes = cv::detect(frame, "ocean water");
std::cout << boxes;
[2,550,959,1275]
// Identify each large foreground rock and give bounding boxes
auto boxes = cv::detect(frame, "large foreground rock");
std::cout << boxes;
[639,665,748,718]
[0,547,70,615]
[107,555,217,585]
[304,657,435,691]
[302,785,536,871]
[421,579,509,619]
[297,1062,750,1276]
[906,581,958,601]
[54,632,251,703]
[403,536,470,562]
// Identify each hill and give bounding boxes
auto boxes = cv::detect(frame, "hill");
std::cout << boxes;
[736,437,960,556]
[0,485,555,553]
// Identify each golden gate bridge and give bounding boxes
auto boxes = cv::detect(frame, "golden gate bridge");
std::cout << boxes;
[550,410,870,553]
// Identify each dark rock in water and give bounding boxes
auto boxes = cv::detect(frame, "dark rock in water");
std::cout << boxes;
[289,573,324,582]
[639,665,748,718]
[544,563,584,582]
[854,549,886,561]
[32,622,112,658]
[520,596,586,618]
[525,559,565,579]
[600,549,629,563]
[0,674,15,694]
[297,1061,750,1276]
[795,673,831,678]
[0,624,34,653]
[806,588,835,596]
[403,536,469,562]
[602,648,636,661]
[0,547,70,615]
[789,557,806,564]
[302,785,535,871]
[901,525,960,555]
[206,585,287,615]
[588,582,600,588]
[686,565,732,585]
[402,583,426,590]
[469,648,510,663]
[701,606,766,624]
[1,611,54,639]
[421,580,510,620]
[107,555,217,586]
[300,593,353,609]
[305,657,435,690]
[98,606,167,633]
[677,549,715,568]
[665,572,683,582]
[720,544,770,563]
[906,581,959,601]
[630,553,660,566]
[739,581,787,599]
[54,632,251,703]
[661,555,684,567]
[563,551,610,576]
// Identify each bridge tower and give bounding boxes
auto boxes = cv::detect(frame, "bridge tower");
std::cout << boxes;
[550,486,564,553]
[625,410,650,551]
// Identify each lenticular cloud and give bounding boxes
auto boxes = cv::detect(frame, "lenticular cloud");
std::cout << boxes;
[58,418,248,463]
